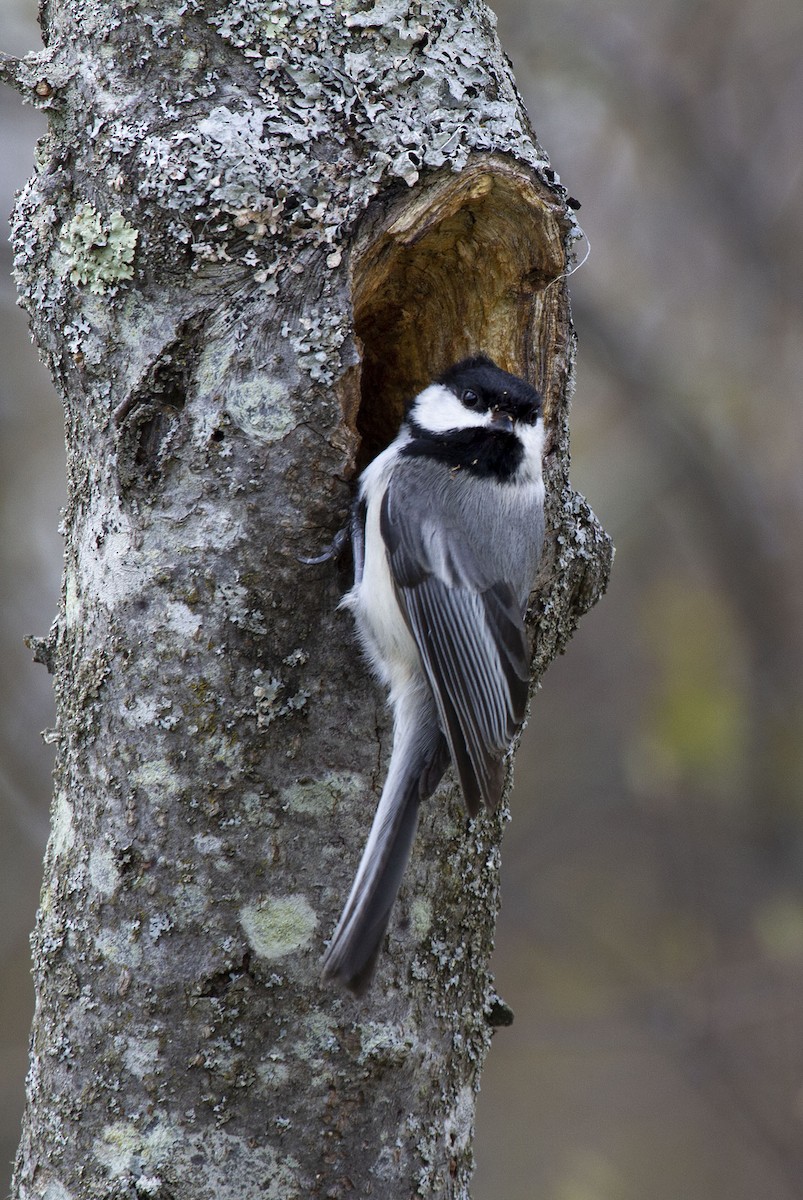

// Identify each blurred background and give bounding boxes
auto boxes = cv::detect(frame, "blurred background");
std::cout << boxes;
[2,0,802,1196]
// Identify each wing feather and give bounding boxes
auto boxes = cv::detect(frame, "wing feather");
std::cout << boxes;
[380,476,532,813]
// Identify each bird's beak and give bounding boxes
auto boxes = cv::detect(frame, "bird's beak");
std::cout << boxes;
[489,409,514,433]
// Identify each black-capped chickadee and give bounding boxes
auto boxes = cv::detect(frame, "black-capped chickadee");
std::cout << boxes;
[322,355,546,993]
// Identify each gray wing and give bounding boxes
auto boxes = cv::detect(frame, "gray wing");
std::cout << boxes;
[380,473,532,816]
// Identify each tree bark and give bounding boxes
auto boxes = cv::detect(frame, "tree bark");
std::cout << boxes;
[4,2,611,1197]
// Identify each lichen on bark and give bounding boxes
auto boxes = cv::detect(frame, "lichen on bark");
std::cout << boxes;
[5,2,611,1198]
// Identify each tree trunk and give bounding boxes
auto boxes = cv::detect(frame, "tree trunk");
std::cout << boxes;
[4,3,611,1197]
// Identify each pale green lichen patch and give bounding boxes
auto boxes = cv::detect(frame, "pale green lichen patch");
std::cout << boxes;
[240,894,318,959]
[50,792,75,859]
[408,896,433,940]
[88,842,120,899]
[225,377,299,442]
[96,1119,300,1199]
[95,923,144,968]
[59,204,138,293]
[281,771,363,816]
[94,1119,179,1177]
[122,1036,160,1079]
[130,758,188,799]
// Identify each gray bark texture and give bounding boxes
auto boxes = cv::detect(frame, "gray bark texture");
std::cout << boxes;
[3,2,612,1197]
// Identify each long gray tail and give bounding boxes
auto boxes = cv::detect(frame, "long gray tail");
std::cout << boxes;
[322,694,447,995]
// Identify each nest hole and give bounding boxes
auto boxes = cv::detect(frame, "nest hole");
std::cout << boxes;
[351,164,567,466]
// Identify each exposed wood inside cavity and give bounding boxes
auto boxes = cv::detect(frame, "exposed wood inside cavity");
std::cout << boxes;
[351,159,569,464]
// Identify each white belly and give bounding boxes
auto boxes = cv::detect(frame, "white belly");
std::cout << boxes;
[341,448,422,704]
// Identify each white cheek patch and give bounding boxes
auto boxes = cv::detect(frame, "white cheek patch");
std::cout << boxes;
[515,418,546,485]
[409,384,488,433]
[519,419,545,460]
[408,383,546,484]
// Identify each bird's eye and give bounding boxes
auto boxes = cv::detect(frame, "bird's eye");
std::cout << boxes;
[461,389,480,408]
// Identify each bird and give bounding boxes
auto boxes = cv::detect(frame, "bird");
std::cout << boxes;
[321,354,546,993]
